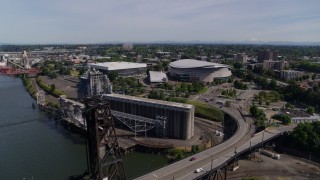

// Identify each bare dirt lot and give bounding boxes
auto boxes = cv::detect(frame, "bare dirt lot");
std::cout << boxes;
[39,75,78,99]
[228,153,320,180]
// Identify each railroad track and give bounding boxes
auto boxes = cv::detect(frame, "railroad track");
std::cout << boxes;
[195,120,213,146]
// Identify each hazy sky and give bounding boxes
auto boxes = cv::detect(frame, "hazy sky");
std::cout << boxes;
[0,0,319,44]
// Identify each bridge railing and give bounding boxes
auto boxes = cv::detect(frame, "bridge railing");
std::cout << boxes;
[193,131,283,180]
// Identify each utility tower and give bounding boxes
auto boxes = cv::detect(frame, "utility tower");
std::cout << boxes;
[84,97,126,180]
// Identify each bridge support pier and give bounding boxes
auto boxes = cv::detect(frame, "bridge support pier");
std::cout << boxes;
[206,164,227,180]
[230,156,239,171]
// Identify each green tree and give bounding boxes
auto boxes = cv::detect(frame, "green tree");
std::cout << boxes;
[282,115,291,124]
[108,71,118,82]
[225,101,231,107]
[266,101,270,107]
[269,79,277,90]
[250,105,259,116]
[51,84,56,92]
[285,103,294,109]
[307,106,315,114]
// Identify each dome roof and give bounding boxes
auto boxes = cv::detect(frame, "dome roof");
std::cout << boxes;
[169,59,230,69]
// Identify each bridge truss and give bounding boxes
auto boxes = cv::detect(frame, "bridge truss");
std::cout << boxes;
[111,110,167,137]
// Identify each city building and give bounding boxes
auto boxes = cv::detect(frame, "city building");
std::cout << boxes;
[122,43,133,51]
[247,63,263,70]
[279,109,320,124]
[148,71,168,84]
[22,50,30,69]
[258,50,278,62]
[0,54,8,66]
[280,70,302,80]
[88,62,147,77]
[102,94,195,140]
[262,60,289,70]
[156,51,171,58]
[233,53,248,64]
[168,59,232,82]
[78,67,112,99]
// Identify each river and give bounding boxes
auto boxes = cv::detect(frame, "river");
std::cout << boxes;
[0,75,169,180]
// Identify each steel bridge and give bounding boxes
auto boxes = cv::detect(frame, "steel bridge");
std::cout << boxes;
[112,110,166,137]
[59,98,168,137]
[194,131,284,180]
[0,57,40,75]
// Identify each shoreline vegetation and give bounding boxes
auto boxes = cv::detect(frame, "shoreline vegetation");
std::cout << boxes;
[21,75,62,109]
[21,75,37,99]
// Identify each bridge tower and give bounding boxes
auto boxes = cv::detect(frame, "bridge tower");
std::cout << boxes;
[84,97,126,180]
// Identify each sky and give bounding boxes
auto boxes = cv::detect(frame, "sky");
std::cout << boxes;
[0,0,319,44]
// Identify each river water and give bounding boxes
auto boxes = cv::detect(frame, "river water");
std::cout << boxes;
[0,75,169,180]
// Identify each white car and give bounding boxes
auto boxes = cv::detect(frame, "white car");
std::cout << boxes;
[195,168,204,173]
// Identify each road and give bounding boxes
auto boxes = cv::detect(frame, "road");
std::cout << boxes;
[136,106,250,180]
[136,84,294,180]
[182,125,295,180]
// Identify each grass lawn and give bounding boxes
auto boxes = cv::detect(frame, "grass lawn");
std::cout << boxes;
[186,100,224,122]
[70,70,79,76]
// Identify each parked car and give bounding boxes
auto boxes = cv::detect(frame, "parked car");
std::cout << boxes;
[189,157,196,161]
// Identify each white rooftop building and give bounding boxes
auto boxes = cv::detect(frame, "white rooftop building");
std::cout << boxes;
[149,71,168,83]
[88,62,147,76]
[169,59,232,82]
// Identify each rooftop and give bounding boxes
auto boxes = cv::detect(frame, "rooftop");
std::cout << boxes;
[103,94,193,109]
[280,109,311,118]
[89,62,147,71]
[149,71,168,83]
[169,59,230,69]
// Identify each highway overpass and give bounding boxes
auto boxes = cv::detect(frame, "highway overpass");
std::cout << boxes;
[136,107,250,180]
[136,106,295,180]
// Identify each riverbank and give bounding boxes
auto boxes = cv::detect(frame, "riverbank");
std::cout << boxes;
[0,75,173,179]
[21,75,61,108]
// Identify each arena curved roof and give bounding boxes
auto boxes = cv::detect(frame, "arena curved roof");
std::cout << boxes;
[169,59,230,69]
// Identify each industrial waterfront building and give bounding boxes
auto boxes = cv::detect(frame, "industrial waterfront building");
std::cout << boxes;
[60,93,195,140]
[78,67,113,99]
[168,59,231,82]
[88,62,147,77]
[102,94,195,140]
[59,96,86,129]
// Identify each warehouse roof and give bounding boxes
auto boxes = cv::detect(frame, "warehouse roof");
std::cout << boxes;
[103,94,193,109]
[280,109,312,118]
[89,62,147,71]
[149,71,168,83]
[169,59,230,69]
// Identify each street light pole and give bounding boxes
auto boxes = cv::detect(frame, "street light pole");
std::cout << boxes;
[261,131,265,148]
